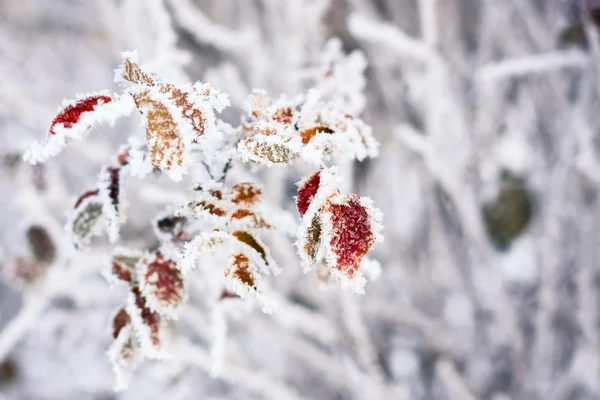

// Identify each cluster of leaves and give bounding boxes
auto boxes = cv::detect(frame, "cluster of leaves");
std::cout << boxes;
[106,248,184,389]
[237,89,379,165]
[296,167,383,292]
[23,48,384,389]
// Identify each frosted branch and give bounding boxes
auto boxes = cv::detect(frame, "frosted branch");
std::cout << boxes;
[348,13,435,63]
[175,339,305,400]
[168,0,253,56]
[436,357,478,400]
[476,51,589,82]
[0,292,49,362]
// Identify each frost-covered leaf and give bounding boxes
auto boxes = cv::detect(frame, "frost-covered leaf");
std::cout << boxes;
[118,52,229,181]
[108,249,142,284]
[231,230,278,275]
[247,90,271,118]
[224,253,257,292]
[320,193,383,292]
[179,230,230,272]
[134,91,185,178]
[231,182,262,206]
[138,253,185,318]
[25,92,134,164]
[188,199,228,219]
[237,134,300,165]
[68,189,104,248]
[236,90,378,166]
[98,165,126,243]
[112,307,132,339]
[296,171,322,217]
[189,181,273,231]
[127,286,167,358]
[297,213,322,269]
[108,308,141,391]
[296,167,341,218]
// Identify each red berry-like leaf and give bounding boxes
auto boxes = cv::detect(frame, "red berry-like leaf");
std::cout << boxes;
[297,171,321,217]
[139,253,184,317]
[112,308,132,339]
[322,194,375,278]
[50,95,112,135]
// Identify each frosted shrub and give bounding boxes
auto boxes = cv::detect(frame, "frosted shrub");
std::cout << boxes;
[24,51,383,389]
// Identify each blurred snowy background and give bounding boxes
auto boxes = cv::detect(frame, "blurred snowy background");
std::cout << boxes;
[1,0,600,399]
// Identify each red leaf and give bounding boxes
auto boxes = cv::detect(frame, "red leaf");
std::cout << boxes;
[140,253,184,315]
[323,194,375,278]
[296,171,321,217]
[50,95,112,135]
[111,254,140,283]
[112,308,131,339]
[131,286,161,347]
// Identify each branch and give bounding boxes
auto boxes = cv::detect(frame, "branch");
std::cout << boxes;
[348,13,435,63]
[0,291,49,362]
[175,339,306,400]
[168,0,253,56]
[436,357,478,400]
[476,51,589,82]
